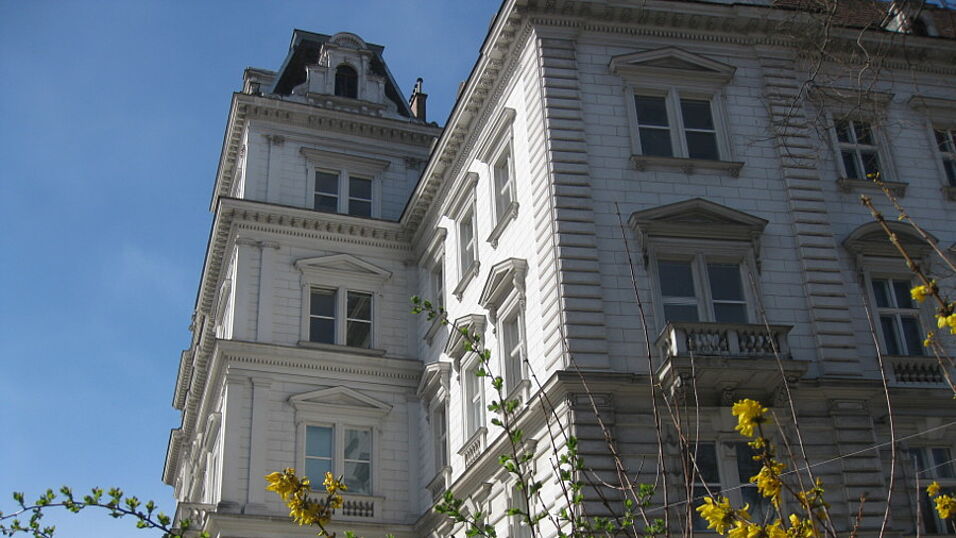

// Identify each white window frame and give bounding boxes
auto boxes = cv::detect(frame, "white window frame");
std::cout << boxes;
[863,273,926,357]
[689,440,775,531]
[295,254,391,352]
[628,89,728,161]
[647,240,758,328]
[497,294,528,399]
[829,117,887,181]
[908,445,956,535]
[431,402,449,471]
[909,96,956,198]
[444,172,480,300]
[933,126,956,188]
[508,480,533,538]
[300,147,388,218]
[476,107,519,247]
[462,355,486,440]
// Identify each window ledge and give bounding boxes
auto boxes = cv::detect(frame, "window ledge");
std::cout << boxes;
[297,340,386,357]
[453,261,480,300]
[487,202,519,248]
[458,426,487,468]
[837,177,907,197]
[944,185,956,202]
[504,378,531,408]
[631,155,744,176]
[426,466,451,503]
[424,315,445,345]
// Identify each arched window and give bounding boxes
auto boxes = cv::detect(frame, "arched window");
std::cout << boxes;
[334,64,358,98]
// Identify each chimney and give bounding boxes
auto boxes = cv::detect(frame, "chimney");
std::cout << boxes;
[409,78,427,121]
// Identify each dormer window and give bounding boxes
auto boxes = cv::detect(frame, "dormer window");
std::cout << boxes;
[335,64,358,98]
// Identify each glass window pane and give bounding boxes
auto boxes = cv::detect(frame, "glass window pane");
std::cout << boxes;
[315,171,339,194]
[685,131,720,160]
[842,151,861,179]
[664,304,699,322]
[349,200,372,217]
[634,96,669,126]
[306,426,333,458]
[714,303,748,324]
[892,280,912,309]
[315,194,338,212]
[735,443,762,481]
[305,458,332,483]
[835,120,852,143]
[311,289,336,316]
[708,264,744,301]
[943,159,956,186]
[347,292,372,321]
[854,121,873,144]
[639,128,673,157]
[932,448,954,478]
[680,99,714,130]
[880,316,901,355]
[659,261,696,298]
[900,317,923,356]
[741,486,771,524]
[909,448,927,472]
[345,429,372,461]
[344,462,371,495]
[309,318,335,344]
[349,177,372,199]
[871,279,890,308]
[695,443,720,484]
[935,129,951,151]
[346,321,371,348]
[861,151,881,177]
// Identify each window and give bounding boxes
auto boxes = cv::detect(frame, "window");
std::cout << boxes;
[479,258,530,398]
[431,263,445,311]
[476,107,519,246]
[634,93,721,160]
[300,148,387,218]
[690,442,770,531]
[834,119,883,180]
[870,278,923,356]
[935,128,956,187]
[509,483,533,538]
[500,310,526,396]
[910,446,956,534]
[459,206,477,277]
[432,404,448,469]
[657,258,749,324]
[492,144,516,222]
[313,169,373,217]
[308,288,372,348]
[464,362,485,438]
[305,425,372,495]
[334,64,358,98]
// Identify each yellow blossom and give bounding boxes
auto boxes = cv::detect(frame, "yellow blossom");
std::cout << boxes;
[787,514,820,538]
[911,283,934,303]
[323,471,347,494]
[924,331,936,348]
[697,496,748,535]
[732,399,768,438]
[764,520,788,538]
[752,460,786,507]
[937,312,956,335]
[728,520,763,538]
[265,468,303,502]
[936,494,956,520]
[928,481,942,497]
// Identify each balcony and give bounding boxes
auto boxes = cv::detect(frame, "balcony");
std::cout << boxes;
[888,355,952,386]
[655,322,805,400]
[334,495,383,522]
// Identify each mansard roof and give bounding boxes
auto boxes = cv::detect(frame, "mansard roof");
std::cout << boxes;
[271,29,412,117]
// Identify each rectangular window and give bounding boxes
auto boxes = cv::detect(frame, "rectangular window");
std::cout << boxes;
[910,446,956,534]
[433,405,448,469]
[835,119,882,180]
[459,206,477,276]
[871,278,923,356]
[346,291,372,348]
[309,288,337,344]
[431,264,444,311]
[343,428,372,495]
[633,91,721,160]
[691,443,721,531]
[314,171,340,213]
[305,425,334,481]
[501,312,525,396]
[465,365,484,437]
[690,442,770,531]
[348,176,373,217]
[658,258,748,324]
[493,146,516,219]
[935,128,956,187]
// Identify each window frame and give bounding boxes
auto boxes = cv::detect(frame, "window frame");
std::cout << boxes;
[300,147,388,218]
[476,107,519,248]
[444,172,480,300]
[688,440,775,531]
[628,89,728,162]
[830,117,887,181]
[863,273,926,357]
[305,287,375,349]
[933,126,956,188]
[462,355,486,440]
[908,445,956,535]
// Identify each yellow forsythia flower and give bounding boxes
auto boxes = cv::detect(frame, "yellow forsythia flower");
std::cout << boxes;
[936,494,956,520]
[732,399,768,438]
[697,496,747,535]
[928,481,942,497]
[323,471,348,494]
[787,514,820,538]
[752,460,786,507]
[937,312,956,335]
[911,283,934,303]
[924,331,936,348]
[728,520,763,538]
[764,520,788,538]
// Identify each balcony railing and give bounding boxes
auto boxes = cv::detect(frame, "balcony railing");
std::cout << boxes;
[656,322,791,360]
[889,356,949,385]
[172,502,215,536]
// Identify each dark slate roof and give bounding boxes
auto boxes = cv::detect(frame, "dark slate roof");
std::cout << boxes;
[270,29,413,118]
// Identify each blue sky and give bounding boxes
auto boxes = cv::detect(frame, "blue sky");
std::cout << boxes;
[0,1,499,535]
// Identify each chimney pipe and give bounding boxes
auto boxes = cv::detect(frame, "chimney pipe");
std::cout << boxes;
[409,77,427,121]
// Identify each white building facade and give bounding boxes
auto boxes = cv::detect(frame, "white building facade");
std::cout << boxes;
[165,2,956,536]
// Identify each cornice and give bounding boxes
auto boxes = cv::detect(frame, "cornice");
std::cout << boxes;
[212,93,440,212]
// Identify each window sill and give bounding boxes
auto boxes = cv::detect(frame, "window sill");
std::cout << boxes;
[631,155,744,176]
[453,261,480,300]
[424,314,445,345]
[458,426,487,468]
[504,378,531,408]
[297,340,386,357]
[886,355,950,386]
[487,202,519,248]
[836,177,907,198]
[944,185,956,202]
[426,466,451,503]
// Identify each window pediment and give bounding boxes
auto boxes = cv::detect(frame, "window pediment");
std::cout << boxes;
[844,221,936,259]
[416,361,451,402]
[290,386,392,421]
[300,147,390,176]
[478,258,528,312]
[610,47,735,84]
[444,314,486,367]
[630,198,767,242]
[295,253,392,284]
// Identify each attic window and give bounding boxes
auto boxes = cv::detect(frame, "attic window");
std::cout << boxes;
[335,64,358,98]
